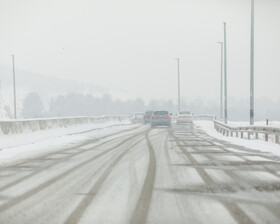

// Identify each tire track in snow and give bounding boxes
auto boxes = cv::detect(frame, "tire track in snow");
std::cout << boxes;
[0,125,140,168]
[0,129,147,213]
[170,130,255,224]
[189,129,280,189]
[63,133,147,224]
[171,133,215,185]
[0,126,143,192]
[191,130,280,221]
[163,134,187,221]
[129,130,156,224]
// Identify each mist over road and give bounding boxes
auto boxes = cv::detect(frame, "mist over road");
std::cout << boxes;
[0,123,280,223]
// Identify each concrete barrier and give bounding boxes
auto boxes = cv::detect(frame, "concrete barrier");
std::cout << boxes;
[0,116,130,135]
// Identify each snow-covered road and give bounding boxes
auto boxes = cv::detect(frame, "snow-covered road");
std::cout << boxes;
[0,123,280,223]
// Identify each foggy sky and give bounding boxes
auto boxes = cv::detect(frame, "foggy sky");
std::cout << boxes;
[0,0,279,102]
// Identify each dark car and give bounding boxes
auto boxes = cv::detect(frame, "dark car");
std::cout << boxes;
[151,110,172,128]
[144,110,153,124]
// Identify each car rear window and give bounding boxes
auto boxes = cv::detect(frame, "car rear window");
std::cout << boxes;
[145,111,153,115]
[135,114,144,118]
[154,111,168,115]
[179,111,190,114]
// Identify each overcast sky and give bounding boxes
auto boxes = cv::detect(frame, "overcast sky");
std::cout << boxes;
[0,0,279,102]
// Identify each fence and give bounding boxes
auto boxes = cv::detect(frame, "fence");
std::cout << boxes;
[214,120,280,144]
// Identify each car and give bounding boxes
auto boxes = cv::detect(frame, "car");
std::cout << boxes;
[151,110,172,128]
[144,110,153,124]
[176,111,193,124]
[131,113,144,124]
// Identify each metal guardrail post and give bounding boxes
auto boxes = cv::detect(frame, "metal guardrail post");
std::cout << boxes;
[276,135,279,144]
[265,133,268,142]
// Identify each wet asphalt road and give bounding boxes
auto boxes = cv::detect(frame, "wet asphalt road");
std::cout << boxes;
[0,123,280,224]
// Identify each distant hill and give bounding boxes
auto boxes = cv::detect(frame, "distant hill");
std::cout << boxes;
[0,64,107,96]
[0,64,126,117]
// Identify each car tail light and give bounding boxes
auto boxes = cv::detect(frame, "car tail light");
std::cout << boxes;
[164,115,171,118]
[152,116,158,119]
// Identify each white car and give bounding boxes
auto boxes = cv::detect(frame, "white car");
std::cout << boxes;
[176,111,193,124]
[131,113,144,124]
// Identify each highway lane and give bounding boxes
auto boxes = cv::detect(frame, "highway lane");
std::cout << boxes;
[0,123,280,223]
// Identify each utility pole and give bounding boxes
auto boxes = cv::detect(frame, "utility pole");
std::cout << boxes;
[12,55,17,119]
[250,0,254,125]
[223,23,228,124]
[175,58,180,113]
[217,42,223,120]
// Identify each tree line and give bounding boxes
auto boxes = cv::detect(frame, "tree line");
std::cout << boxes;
[3,92,280,121]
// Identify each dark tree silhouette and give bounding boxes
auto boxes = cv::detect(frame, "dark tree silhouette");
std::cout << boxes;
[22,92,44,118]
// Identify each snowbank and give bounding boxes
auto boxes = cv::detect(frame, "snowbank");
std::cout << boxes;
[228,120,280,128]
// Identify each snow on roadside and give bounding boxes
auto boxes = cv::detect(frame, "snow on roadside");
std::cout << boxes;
[194,121,280,157]
[0,121,133,166]
[228,120,280,128]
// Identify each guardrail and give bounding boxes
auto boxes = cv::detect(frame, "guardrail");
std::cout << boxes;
[0,116,130,135]
[214,120,280,144]
[193,115,216,121]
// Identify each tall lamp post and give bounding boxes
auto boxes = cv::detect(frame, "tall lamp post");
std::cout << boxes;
[223,22,228,124]
[217,42,223,120]
[250,0,254,125]
[175,58,180,113]
[12,55,17,119]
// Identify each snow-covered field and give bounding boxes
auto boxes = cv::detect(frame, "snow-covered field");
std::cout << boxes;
[195,120,280,157]
[0,120,132,165]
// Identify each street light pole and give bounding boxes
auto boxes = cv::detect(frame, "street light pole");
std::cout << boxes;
[217,42,223,120]
[12,55,17,119]
[175,58,180,113]
[223,22,228,124]
[250,0,254,125]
